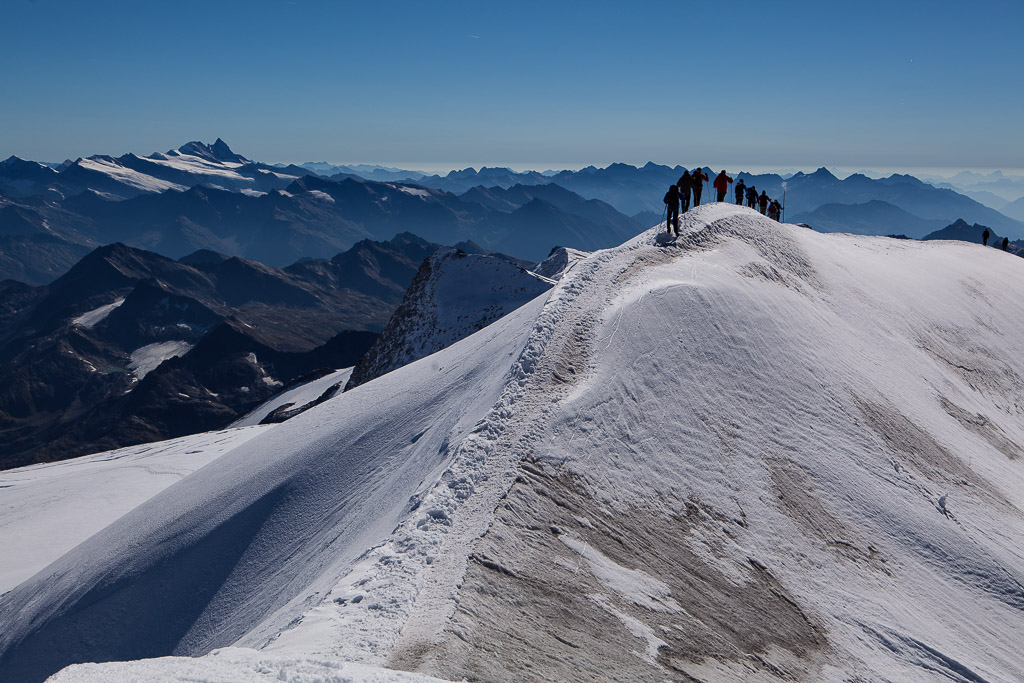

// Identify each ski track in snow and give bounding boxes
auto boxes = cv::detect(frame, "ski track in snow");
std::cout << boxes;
[4,204,1024,682]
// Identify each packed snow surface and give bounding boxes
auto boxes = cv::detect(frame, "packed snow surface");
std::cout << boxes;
[71,298,124,328]
[49,647,448,683]
[0,426,269,594]
[3,204,1024,682]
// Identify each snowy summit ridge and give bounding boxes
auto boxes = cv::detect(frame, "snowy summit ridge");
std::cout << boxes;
[2,205,1024,682]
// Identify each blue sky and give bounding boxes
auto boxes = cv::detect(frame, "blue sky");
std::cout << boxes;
[2,0,1022,173]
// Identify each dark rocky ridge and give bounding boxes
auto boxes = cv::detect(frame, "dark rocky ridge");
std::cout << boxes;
[0,234,439,469]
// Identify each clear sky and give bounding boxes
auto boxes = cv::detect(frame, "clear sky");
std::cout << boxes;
[2,0,1022,173]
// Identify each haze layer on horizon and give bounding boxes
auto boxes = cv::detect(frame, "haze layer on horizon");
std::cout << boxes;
[3,0,1021,172]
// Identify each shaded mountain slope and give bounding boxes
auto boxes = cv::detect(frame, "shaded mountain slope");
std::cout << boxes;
[789,199,948,238]
[0,235,436,467]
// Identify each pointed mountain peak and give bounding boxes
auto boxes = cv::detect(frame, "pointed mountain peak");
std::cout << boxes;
[211,138,246,163]
[0,155,57,176]
[810,167,838,180]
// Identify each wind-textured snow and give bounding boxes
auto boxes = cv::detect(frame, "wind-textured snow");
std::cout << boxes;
[146,150,249,179]
[3,204,1024,682]
[306,189,336,203]
[0,426,269,594]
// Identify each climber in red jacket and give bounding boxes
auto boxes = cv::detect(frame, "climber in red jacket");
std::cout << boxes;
[713,170,733,202]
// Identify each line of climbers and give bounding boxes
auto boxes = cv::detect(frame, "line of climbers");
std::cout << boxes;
[663,168,784,235]
[981,227,1011,251]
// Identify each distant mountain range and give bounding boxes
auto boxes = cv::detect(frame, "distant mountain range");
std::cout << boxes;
[0,139,305,201]
[0,234,445,468]
[917,170,1024,209]
[0,140,653,281]
[921,218,1024,256]
[385,163,1024,239]
[789,200,949,239]
[3,140,1024,286]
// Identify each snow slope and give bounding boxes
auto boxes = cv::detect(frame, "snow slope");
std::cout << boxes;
[0,289,551,681]
[77,157,188,194]
[3,204,1024,682]
[71,297,125,328]
[232,368,354,427]
[0,426,269,595]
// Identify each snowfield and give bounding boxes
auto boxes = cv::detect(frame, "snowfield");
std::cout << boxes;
[71,297,125,328]
[128,340,194,379]
[77,157,188,194]
[2,204,1024,682]
[0,426,270,595]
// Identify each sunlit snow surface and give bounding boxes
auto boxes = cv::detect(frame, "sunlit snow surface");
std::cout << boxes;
[232,368,353,427]
[77,157,188,193]
[3,204,1024,682]
[0,426,270,594]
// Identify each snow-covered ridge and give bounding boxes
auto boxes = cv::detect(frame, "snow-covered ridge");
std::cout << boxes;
[64,141,300,200]
[3,204,1024,682]
[531,245,590,281]
[77,157,188,194]
[345,248,553,390]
